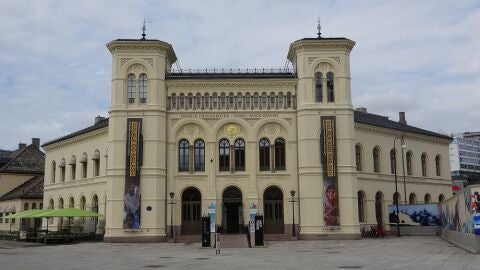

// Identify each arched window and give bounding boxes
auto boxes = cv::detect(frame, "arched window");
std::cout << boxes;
[69,197,75,208]
[80,153,88,178]
[60,158,66,182]
[49,199,54,209]
[259,138,270,171]
[139,73,148,104]
[375,192,384,227]
[182,187,202,235]
[204,93,210,109]
[253,93,259,109]
[93,150,100,177]
[179,93,185,109]
[245,93,251,109]
[326,72,334,102]
[32,203,36,209]
[261,92,268,109]
[236,92,243,109]
[373,147,380,173]
[274,138,286,171]
[269,92,276,109]
[69,155,76,180]
[127,74,136,104]
[406,151,413,175]
[92,194,99,213]
[80,196,86,223]
[315,72,323,102]
[195,93,202,110]
[212,93,218,109]
[51,161,56,183]
[286,92,292,108]
[187,93,193,110]
[220,93,226,109]
[263,186,284,234]
[228,92,235,109]
[390,149,396,174]
[355,144,362,171]
[393,192,401,205]
[424,193,431,204]
[194,139,205,172]
[278,92,284,109]
[24,202,29,211]
[421,153,427,177]
[171,94,177,110]
[409,193,416,204]
[234,139,245,171]
[435,155,441,176]
[358,191,366,223]
[438,194,445,202]
[178,139,190,172]
[219,139,230,171]
[58,198,64,209]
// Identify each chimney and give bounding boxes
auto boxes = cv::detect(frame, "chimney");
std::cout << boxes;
[95,115,105,124]
[356,107,367,113]
[32,138,40,148]
[399,112,407,125]
[18,143,27,149]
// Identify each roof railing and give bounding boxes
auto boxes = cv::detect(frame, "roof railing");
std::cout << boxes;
[168,68,295,74]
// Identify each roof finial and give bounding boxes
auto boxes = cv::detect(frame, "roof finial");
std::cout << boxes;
[317,18,322,38]
[141,18,146,40]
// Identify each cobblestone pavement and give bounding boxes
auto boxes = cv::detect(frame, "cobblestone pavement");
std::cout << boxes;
[0,236,479,270]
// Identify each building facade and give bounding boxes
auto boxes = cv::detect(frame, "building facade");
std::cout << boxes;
[449,132,480,188]
[41,33,452,242]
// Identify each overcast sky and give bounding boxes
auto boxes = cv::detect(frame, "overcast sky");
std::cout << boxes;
[0,0,479,150]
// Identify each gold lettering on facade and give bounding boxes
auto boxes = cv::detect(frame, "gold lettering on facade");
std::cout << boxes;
[129,122,138,177]
[324,119,335,177]
[179,113,278,119]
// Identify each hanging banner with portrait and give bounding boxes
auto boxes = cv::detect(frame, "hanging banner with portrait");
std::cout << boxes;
[123,118,143,230]
[321,116,339,227]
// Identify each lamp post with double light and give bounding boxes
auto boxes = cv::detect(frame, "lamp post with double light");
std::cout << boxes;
[393,136,407,237]
[168,192,176,241]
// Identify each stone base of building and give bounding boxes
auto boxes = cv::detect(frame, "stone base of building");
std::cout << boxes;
[104,235,167,243]
[299,233,361,240]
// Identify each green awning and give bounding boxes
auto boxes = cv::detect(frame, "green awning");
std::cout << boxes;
[37,208,103,218]
[5,209,41,219]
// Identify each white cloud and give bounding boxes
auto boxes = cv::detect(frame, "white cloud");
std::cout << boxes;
[0,0,479,149]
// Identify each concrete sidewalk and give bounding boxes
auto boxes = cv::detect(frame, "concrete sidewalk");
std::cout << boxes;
[1,236,479,270]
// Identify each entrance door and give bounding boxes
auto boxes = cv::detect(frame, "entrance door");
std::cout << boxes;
[181,187,202,235]
[263,186,284,234]
[222,186,242,234]
[375,191,384,228]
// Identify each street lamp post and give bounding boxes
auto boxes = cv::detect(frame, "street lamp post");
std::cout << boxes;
[400,137,407,204]
[393,136,407,237]
[289,190,297,238]
[168,192,176,241]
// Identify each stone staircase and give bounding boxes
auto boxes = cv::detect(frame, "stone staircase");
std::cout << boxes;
[218,234,250,248]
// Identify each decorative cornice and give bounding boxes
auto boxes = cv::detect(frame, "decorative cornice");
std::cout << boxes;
[106,40,177,64]
[166,80,297,90]
[287,39,355,62]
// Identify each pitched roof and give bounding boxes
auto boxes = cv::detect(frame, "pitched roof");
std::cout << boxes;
[0,145,45,174]
[354,110,451,140]
[0,175,44,201]
[42,117,109,147]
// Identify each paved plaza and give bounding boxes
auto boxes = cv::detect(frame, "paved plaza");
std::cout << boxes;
[0,236,478,270]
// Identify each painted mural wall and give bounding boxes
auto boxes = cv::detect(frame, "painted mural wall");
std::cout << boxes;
[439,186,480,235]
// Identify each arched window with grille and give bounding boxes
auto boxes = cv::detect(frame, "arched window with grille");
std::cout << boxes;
[139,73,148,104]
[187,93,193,110]
[194,139,205,172]
[127,74,136,104]
[421,153,427,177]
[195,93,202,110]
[259,138,270,171]
[269,92,276,109]
[171,94,177,110]
[220,93,226,109]
[435,155,441,176]
[236,93,243,109]
[212,93,218,109]
[286,92,292,108]
[274,138,286,171]
[204,93,210,109]
[179,139,190,172]
[355,144,362,171]
[315,72,323,102]
[179,94,185,109]
[390,149,396,174]
[253,93,259,109]
[228,92,235,109]
[406,151,413,175]
[278,92,284,109]
[261,92,268,109]
[326,72,334,102]
[373,147,380,173]
[234,139,245,171]
[219,139,230,171]
[245,93,251,109]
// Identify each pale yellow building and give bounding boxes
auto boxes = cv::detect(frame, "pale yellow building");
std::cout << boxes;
[41,32,452,242]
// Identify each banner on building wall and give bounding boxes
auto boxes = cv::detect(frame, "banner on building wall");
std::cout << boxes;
[440,187,480,235]
[123,118,143,230]
[321,116,339,227]
[388,204,440,226]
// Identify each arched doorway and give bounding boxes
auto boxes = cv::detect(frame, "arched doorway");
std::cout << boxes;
[375,192,384,228]
[263,186,284,234]
[222,186,243,234]
[181,187,202,235]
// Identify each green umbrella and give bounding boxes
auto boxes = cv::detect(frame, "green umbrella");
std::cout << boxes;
[38,208,102,218]
[5,209,40,219]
